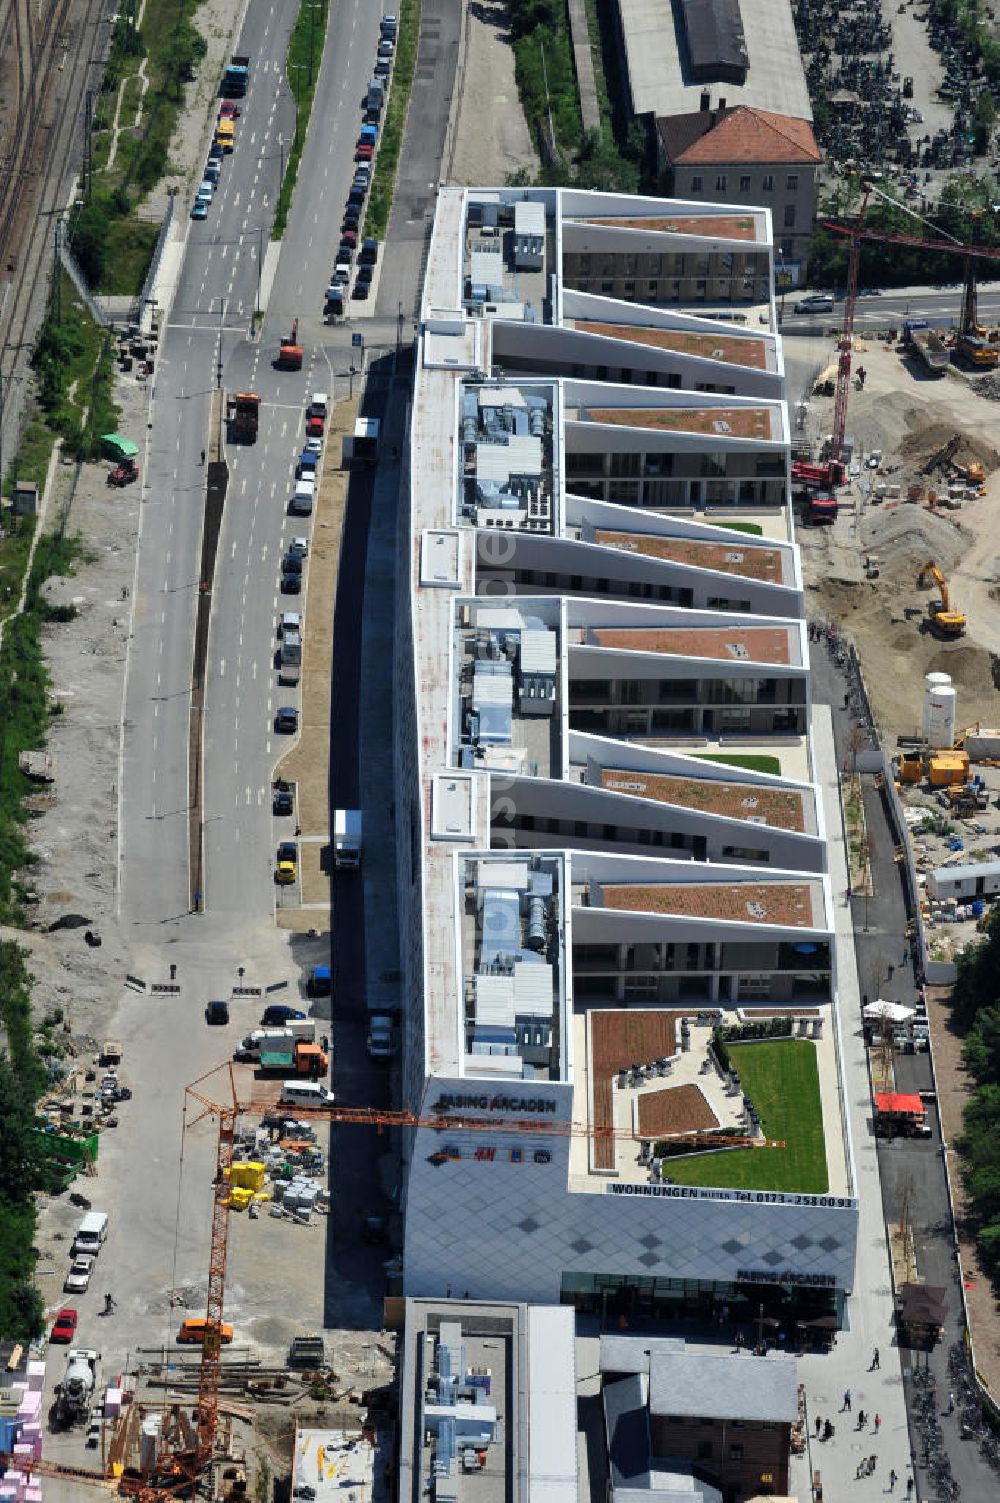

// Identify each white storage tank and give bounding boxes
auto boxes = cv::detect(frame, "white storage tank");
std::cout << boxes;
[923,671,956,750]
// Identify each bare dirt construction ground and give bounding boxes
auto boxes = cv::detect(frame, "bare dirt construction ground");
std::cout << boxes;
[799,339,1000,739]
[448,0,538,186]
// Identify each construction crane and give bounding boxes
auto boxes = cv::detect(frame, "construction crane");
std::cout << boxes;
[1,1069,782,1502]
[957,262,998,367]
[182,1064,785,1484]
[917,559,966,636]
[796,188,1000,492]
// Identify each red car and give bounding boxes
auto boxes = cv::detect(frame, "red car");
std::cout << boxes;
[50,1307,78,1343]
[355,144,373,161]
[219,101,240,120]
[306,414,325,437]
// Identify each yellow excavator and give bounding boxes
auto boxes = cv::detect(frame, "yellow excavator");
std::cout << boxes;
[917,560,966,636]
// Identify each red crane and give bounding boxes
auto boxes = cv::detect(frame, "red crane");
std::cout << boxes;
[794,188,1000,496]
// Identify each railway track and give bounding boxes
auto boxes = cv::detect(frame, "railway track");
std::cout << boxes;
[0,0,111,476]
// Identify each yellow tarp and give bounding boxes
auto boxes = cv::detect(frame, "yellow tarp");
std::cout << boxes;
[228,1161,267,1190]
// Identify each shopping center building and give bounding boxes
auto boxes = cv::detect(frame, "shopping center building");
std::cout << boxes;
[394,187,858,1325]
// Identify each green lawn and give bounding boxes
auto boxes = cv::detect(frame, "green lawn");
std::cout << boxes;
[691,752,782,776]
[661,1040,829,1193]
[714,521,764,536]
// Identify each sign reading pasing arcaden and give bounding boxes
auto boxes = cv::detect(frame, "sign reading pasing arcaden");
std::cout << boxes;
[433,1093,559,1114]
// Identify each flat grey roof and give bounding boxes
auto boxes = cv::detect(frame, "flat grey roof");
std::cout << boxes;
[649,1349,798,1423]
[600,1334,685,1375]
[616,0,811,123]
[930,859,1000,883]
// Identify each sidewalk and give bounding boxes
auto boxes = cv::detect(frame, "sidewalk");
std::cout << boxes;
[788,705,913,1500]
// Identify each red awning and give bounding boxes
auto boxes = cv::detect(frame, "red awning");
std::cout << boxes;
[875,1092,925,1115]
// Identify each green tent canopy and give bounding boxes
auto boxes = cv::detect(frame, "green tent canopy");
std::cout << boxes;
[102,434,139,460]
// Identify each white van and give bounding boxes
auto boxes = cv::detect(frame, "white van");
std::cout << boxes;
[280,1080,335,1107]
[290,478,315,516]
[309,393,328,418]
[72,1211,109,1256]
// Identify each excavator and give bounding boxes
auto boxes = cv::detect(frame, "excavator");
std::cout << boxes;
[917,560,966,636]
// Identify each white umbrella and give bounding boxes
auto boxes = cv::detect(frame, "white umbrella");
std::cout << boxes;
[863,999,914,1022]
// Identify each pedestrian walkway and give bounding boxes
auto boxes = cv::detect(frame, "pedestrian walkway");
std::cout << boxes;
[787,705,913,1500]
[567,0,601,133]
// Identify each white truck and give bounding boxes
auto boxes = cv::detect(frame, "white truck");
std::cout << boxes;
[55,1350,98,1426]
[333,808,362,869]
[235,1022,315,1060]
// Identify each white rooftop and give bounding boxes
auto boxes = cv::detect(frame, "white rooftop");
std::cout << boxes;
[617,0,811,122]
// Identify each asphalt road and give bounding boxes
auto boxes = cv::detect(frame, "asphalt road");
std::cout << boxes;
[121,1,298,931]
[781,285,1000,332]
[810,635,1000,1502]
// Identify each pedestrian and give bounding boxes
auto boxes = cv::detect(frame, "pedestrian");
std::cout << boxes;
[824,1419,834,1442]
[856,1409,866,1430]
[906,1478,914,1498]
[889,1469,897,1492]
[874,1414,881,1434]
[869,1454,877,1473]
[856,1461,865,1480]
[843,1388,852,1412]
[815,1414,822,1437]
[871,1345,880,1370]
[947,1392,955,1414]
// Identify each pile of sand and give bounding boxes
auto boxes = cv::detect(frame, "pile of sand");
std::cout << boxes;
[862,503,971,579]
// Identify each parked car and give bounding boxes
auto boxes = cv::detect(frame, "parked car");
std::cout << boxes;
[64,1256,95,1294]
[795,294,834,314]
[191,200,208,220]
[289,535,310,557]
[177,1318,234,1345]
[206,999,230,1025]
[273,781,295,816]
[50,1308,79,1344]
[352,279,370,300]
[219,101,240,120]
[281,569,302,595]
[262,1003,306,1025]
[355,143,373,161]
[276,842,298,885]
[275,706,298,734]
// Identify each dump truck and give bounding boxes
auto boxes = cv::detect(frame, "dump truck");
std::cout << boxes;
[333,809,362,869]
[905,319,949,374]
[222,55,250,97]
[226,392,260,443]
[55,1350,98,1427]
[277,319,303,370]
[258,1040,329,1076]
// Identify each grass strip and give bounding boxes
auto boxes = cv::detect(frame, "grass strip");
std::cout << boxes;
[662,1040,829,1193]
[365,0,420,241]
[273,0,332,236]
[691,752,782,776]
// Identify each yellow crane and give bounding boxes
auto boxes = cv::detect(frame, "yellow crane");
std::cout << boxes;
[917,560,966,636]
